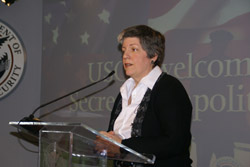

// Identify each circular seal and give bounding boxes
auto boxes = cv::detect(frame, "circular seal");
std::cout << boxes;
[211,156,241,167]
[0,20,26,98]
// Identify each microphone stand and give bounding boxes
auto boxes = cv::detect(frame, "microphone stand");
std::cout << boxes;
[20,71,115,122]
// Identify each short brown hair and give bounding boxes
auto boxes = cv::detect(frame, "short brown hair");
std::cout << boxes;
[118,25,165,67]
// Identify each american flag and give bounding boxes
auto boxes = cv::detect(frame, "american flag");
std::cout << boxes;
[41,1,250,166]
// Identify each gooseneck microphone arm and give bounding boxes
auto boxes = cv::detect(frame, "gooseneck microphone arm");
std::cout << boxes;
[22,70,115,121]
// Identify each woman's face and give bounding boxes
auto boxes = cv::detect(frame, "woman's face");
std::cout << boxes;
[121,37,156,83]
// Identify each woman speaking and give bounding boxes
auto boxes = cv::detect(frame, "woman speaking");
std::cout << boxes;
[100,25,193,167]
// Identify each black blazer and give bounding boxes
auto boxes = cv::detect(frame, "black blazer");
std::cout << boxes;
[108,73,193,167]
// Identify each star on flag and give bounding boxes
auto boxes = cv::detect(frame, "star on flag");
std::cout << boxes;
[98,9,110,24]
[80,32,90,45]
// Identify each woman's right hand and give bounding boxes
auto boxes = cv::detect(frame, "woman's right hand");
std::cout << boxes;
[94,131,122,157]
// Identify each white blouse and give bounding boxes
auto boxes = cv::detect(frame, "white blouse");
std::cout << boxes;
[113,66,162,139]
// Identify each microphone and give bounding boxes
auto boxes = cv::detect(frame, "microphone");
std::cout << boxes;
[20,70,115,122]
